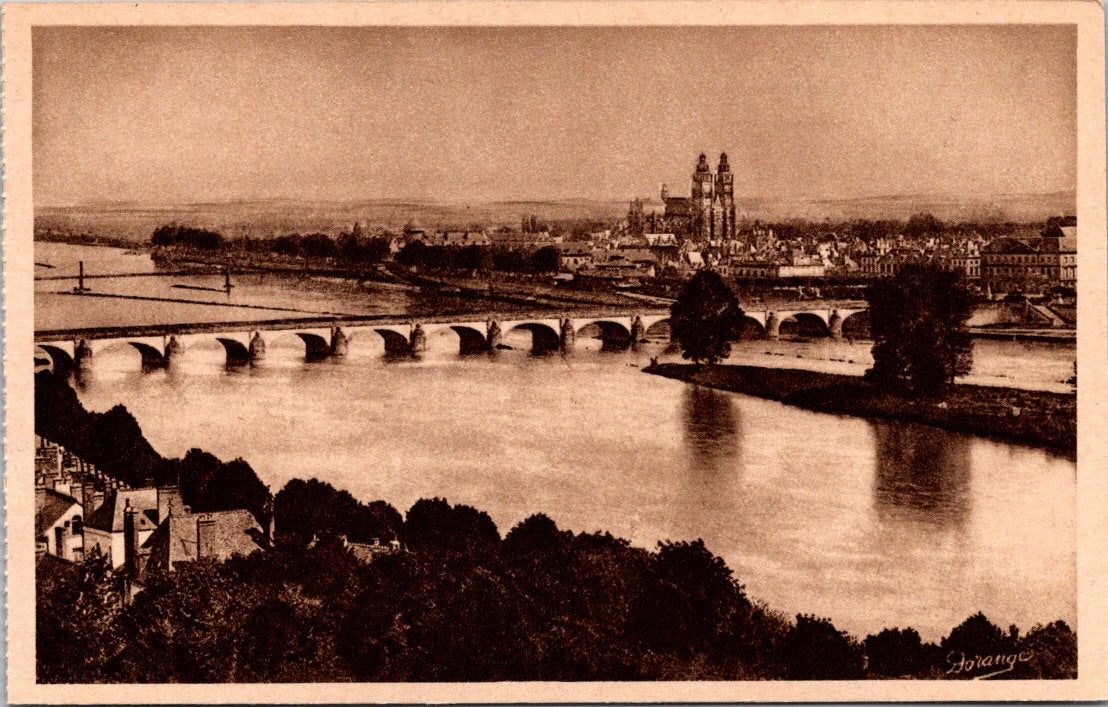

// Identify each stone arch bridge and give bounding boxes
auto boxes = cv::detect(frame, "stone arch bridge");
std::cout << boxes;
[34,304,867,372]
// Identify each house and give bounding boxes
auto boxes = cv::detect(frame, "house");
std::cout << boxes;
[555,242,593,272]
[982,227,1077,291]
[340,536,402,565]
[82,487,161,568]
[136,507,266,580]
[36,485,83,562]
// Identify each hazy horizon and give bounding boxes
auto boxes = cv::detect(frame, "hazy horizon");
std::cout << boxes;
[37,188,1079,211]
[34,25,1076,207]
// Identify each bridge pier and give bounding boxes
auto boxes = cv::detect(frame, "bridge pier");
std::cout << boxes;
[164,335,182,366]
[829,310,844,339]
[249,332,266,362]
[75,339,93,371]
[486,320,502,350]
[330,327,349,358]
[409,324,428,354]
[764,312,781,340]
[630,315,646,351]
[560,318,575,353]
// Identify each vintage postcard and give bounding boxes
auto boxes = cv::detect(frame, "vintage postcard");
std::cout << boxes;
[4,0,1106,702]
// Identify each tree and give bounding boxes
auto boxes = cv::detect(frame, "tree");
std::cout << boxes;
[274,478,402,545]
[669,270,746,365]
[529,246,560,273]
[37,553,128,683]
[863,626,931,677]
[865,263,974,393]
[402,497,500,556]
[781,614,865,679]
[904,212,943,239]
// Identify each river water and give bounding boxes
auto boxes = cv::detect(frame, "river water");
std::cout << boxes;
[36,243,1077,640]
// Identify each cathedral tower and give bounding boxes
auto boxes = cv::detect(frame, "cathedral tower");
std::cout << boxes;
[692,153,715,239]
[716,152,736,241]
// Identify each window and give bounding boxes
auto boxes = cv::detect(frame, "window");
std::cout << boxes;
[71,515,82,535]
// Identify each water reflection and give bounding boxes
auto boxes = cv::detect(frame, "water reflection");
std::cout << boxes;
[681,384,740,474]
[871,421,972,527]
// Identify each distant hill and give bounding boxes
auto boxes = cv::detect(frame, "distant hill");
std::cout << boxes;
[35,191,1075,242]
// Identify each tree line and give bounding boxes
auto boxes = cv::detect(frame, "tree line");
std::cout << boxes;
[149,222,564,275]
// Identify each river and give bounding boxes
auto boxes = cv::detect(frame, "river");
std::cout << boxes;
[36,242,1077,641]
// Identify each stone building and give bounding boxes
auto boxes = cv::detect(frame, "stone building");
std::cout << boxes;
[982,224,1077,292]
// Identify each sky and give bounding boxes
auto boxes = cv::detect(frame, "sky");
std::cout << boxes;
[32,25,1077,206]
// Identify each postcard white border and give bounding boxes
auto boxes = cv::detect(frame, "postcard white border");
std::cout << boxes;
[4,1,1106,702]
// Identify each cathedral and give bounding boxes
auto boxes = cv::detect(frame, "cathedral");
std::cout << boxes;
[661,153,736,241]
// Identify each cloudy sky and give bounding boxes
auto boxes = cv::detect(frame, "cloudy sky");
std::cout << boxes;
[33,25,1076,206]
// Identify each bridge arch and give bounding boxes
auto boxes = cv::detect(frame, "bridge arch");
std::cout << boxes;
[373,328,411,355]
[506,322,561,354]
[644,318,671,340]
[840,310,870,339]
[576,319,633,351]
[295,332,332,361]
[779,312,831,338]
[739,316,766,339]
[38,344,75,372]
[216,337,252,366]
[129,342,168,369]
[449,325,490,354]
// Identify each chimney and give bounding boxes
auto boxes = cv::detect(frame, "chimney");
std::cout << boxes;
[123,499,140,575]
[56,525,69,561]
[156,485,183,523]
[35,480,46,512]
[263,498,275,547]
[197,514,217,560]
[71,483,85,507]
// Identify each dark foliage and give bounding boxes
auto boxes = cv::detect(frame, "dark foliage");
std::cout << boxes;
[36,370,162,485]
[35,370,272,523]
[782,614,865,679]
[162,450,272,526]
[37,500,1079,682]
[401,497,500,556]
[274,478,402,546]
[396,241,560,276]
[1012,621,1077,679]
[939,612,1017,679]
[865,263,974,393]
[669,270,746,365]
[863,626,933,677]
[151,224,225,250]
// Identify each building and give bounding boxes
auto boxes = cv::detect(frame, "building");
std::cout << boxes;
[730,261,827,279]
[136,507,265,577]
[981,224,1077,292]
[36,485,83,562]
[82,487,161,568]
[555,242,593,272]
[662,153,737,241]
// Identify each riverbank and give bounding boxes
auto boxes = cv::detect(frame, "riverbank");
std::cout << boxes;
[644,363,1076,457]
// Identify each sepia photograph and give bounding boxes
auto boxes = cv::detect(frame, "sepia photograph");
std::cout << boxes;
[5,1,1107,702]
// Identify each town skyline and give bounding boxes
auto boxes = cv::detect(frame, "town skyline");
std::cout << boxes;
[34,25,1076,206]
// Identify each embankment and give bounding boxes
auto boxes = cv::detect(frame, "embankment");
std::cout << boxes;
[644,363,1075,457]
